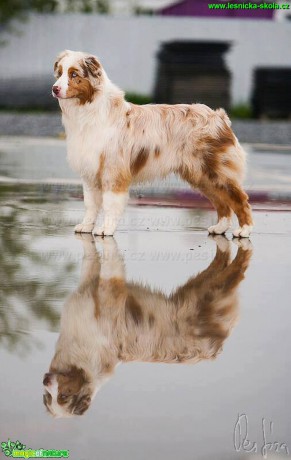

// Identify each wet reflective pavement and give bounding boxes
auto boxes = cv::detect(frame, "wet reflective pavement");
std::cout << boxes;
[0,138,291,460]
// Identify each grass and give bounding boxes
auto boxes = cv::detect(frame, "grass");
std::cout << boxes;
[0,98,255,119]
[0,92,153,112]
[125,92,152,105]
[230,103,253,119]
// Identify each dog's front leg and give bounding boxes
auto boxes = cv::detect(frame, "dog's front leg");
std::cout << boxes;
[78,235,101,288]
[93,191,128,236]
[95,237,125,280]
[75,182,102,233]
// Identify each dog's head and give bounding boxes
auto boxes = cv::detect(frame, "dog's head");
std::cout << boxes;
[52,50,103,105]
[43,366,93,417]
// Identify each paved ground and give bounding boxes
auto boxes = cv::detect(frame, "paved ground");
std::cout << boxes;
[1,112,291,144]
[1,137,291,206]
[0,190,291,460]
[0,136,290,460]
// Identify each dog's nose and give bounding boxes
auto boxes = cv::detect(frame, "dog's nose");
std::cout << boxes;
[43,373,52,386]
[52,85,60,95]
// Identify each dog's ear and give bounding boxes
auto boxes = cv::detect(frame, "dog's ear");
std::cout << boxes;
[84,56,102,78]
[73,394,91,415]
[54,50,69,72]
[56,366,87,396]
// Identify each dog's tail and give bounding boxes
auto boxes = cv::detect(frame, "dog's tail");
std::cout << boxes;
[214,108,247,183]
[215,108,232,127]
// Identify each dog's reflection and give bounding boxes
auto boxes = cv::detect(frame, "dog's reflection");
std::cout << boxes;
[43,236,252,417]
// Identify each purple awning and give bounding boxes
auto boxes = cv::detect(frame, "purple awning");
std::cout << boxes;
[159,0,274,19]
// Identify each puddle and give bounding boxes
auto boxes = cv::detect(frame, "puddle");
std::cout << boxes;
[0,184,291,459]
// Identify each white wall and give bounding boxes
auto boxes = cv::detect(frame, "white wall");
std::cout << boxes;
[0,13,290,104]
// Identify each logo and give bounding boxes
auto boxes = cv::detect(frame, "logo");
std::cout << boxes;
[1,440,69,458]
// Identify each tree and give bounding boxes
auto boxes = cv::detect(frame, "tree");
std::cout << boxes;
[96,0,110,14]
[0,0,58,29]
[65,0,110,13]
[0,0,110,29]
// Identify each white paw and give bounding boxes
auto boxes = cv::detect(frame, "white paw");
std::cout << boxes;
[74,222,95,233]
[208,217,231,235]
[92,225,114,236]
[233,224,253,238]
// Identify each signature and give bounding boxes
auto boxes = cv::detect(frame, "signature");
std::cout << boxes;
[233,413,290,458]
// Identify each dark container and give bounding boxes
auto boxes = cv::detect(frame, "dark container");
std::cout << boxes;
[252,68,291,119]
[153,41,231,110]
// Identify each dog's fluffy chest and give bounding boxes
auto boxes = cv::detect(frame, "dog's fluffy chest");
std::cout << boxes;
[66,130,100,178]
[63,115,112,181]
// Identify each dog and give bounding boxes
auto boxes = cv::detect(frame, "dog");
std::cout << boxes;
[52,50,253,238]
[43,236,252,417]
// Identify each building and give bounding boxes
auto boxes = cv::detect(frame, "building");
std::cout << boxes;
[56,0,178,14]
[158,0,275,20]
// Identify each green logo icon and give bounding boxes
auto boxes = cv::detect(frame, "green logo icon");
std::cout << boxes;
[1,440,28,457]
[1,440,69,458]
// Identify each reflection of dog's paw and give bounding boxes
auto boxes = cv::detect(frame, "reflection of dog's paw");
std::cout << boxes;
[92,225,114,236]
[233,225,253,238]
[74,233,95,243]
[94,236,106,244]
[233,237,253,251]
[94,236,121,263]
[209,234,230,252]
[208,217,231,235]
[74,222,95,233]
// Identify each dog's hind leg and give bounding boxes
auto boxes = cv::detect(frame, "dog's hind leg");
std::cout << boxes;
[227,183,253,238]
[217,181,253,238]
[171,236,232,304]
[199,184,233,235]
[181,173,232,235]
[203,181,253,238]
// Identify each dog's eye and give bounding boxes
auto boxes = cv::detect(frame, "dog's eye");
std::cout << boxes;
[59,394,68,400]
[71,72,77,78]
